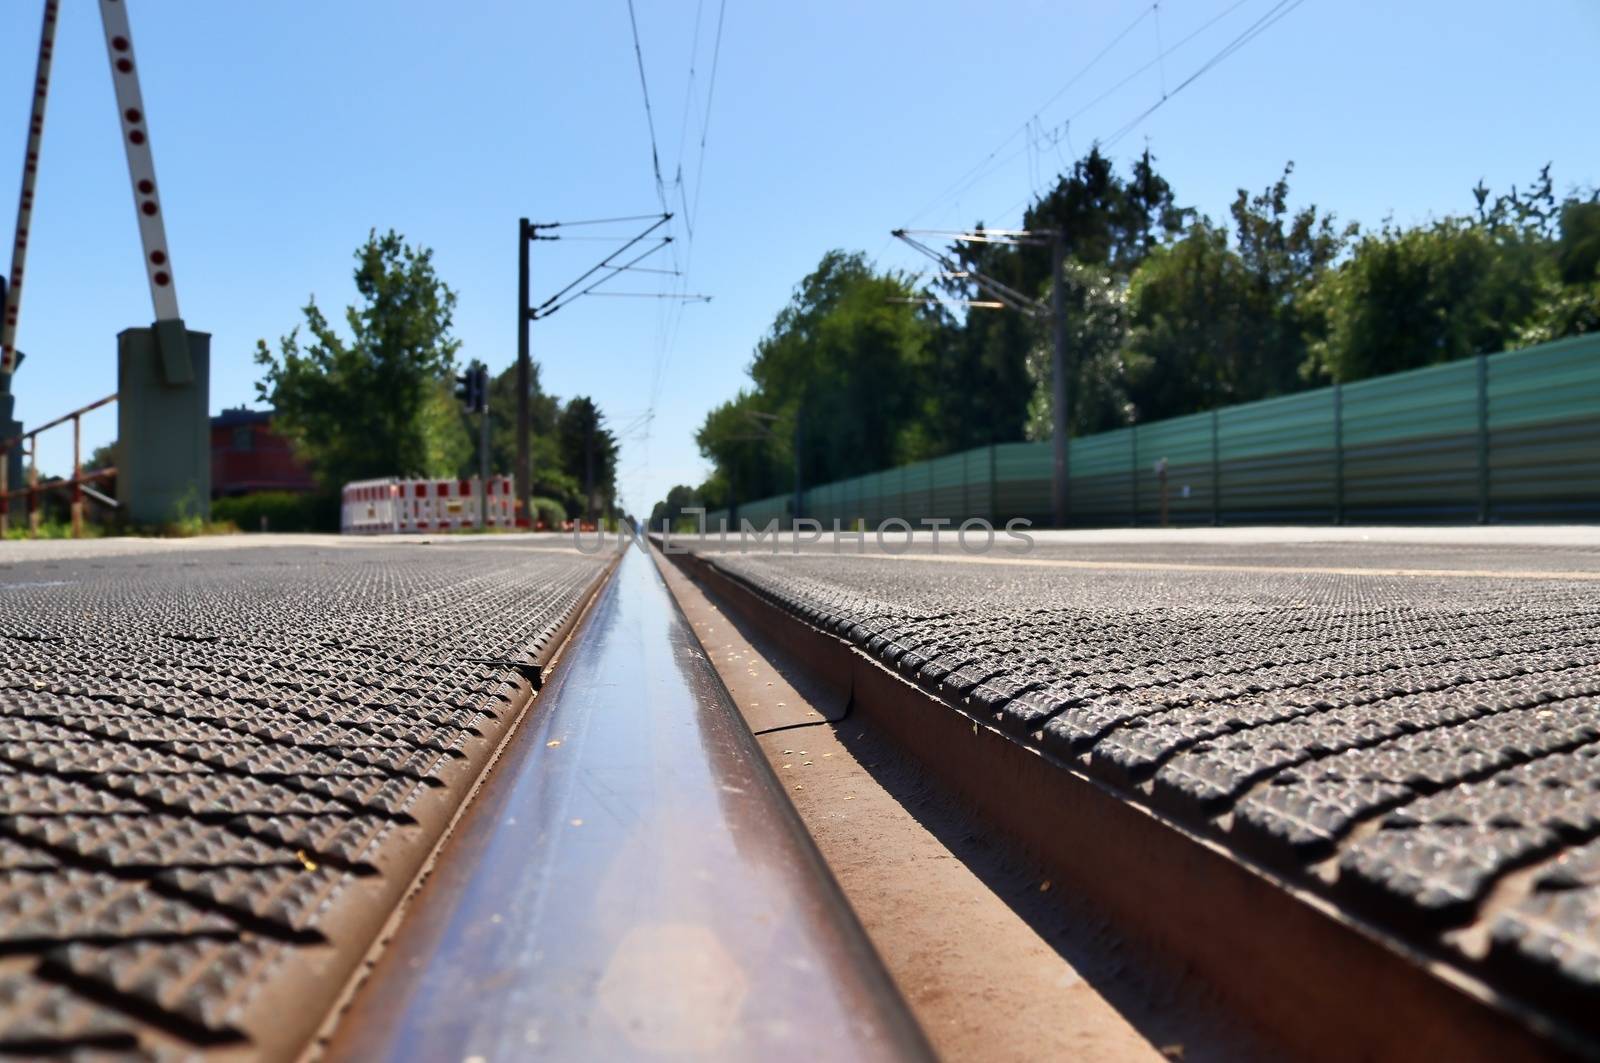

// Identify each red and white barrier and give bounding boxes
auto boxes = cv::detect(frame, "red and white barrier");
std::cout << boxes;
[342,476,516,534]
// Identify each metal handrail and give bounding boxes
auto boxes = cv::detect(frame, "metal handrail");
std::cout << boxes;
[0,392,119,538]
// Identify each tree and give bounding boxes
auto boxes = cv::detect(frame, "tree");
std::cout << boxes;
[255,230,466,489]
[1122,219,1254,418]
[1025,260,1139,440]
[926,147,1188,451]
[556,397,618,521]
[695,251,929,507]
[457,360,577,503]
[695,389,790,507]
[1227,163,1353,395]
[1519,196,1600,344]
[1304,167,1597,382]
[649,484,704,532]
[1304,218,1548,383]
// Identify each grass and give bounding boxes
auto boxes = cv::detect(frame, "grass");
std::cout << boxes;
[2,516,237,540]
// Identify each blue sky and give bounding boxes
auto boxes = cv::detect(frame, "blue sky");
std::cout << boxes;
[3,0,1596,513]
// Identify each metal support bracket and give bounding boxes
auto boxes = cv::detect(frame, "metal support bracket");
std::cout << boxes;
[154,316,191,384]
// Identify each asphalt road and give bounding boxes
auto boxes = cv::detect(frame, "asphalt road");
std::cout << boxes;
[0,536,610,1058]
[679,526,1600,1041]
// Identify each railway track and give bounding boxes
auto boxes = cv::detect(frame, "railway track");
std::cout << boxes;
[2,527,1599,1059]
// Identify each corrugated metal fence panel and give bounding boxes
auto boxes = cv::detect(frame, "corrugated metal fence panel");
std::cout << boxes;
[925,453,964,523]
[711,334,1596,531]
[1489,333,1600,519]
[738,495,787,532]
[1491,333,1600,430]
[1133,412,1215,525]
[1069,428,1136,525]
[1342,358,1480,520]
[866,469,892,526]
[994,442,1051,523]
[1217,389,1335,522]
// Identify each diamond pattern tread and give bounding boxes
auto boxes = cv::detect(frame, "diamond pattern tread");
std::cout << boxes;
[693,547,1600,1038]
[0,540,610,1057]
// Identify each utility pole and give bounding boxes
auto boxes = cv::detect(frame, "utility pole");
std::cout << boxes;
[477,363,490,531]
[792,400,804,524]
[513,211,707,530]
[516,218,531,526]
[1050,230,1069,528]
[583,414,595,525]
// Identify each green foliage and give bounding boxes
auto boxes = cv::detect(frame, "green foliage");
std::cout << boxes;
[531,496,567,529]
[649,484,704,532]
[457,362,578,502]
[678,152,1599,518]
[556,397,619,521]
[695,252,929,506]
[84,442,118,473]
[3,518,101,541]
[1305,218,1548,382]
[1520,198,1600,344]
[212,490,338,532]
[1025,261,1136,439]
[254,230,464,488]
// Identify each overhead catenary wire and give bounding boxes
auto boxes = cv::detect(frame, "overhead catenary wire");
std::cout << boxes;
[585,291,712,300]
[538,237,675,319]
[897,0,1262,247]
[892,230,1049,316]
[980,0,1289,226]
[534,214,671,314]
[600,0,727,507]
[688,0,729,237]
[541,213,669,229]
[1104,0,1308,148]
[899,1,1159,230]
[624,0,669,212]
[641,0,729,466]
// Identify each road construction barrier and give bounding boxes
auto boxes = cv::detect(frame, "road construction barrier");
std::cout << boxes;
[342,476,515,534]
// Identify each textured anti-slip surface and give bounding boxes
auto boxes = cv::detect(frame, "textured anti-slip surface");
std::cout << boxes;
[694,540,1600,1040]
[0,540,609,1058]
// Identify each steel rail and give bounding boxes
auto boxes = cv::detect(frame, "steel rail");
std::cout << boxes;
[328,543,931,1062]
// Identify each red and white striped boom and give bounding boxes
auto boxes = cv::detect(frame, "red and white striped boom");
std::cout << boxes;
[98,0,180,324]
[1,0,61,377]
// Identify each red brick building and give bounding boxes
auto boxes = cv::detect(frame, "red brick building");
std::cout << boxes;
[210,408,316,498]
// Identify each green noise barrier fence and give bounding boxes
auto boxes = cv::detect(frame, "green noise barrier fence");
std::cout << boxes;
[705,333,1600,529]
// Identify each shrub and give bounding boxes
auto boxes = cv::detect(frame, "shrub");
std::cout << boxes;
[212,491,338,533]
[531,495,566,530]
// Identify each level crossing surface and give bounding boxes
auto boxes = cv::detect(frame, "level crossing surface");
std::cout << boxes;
[0,536,609,1057]
[671,526,1600,1050]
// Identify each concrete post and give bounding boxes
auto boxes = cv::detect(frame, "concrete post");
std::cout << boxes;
[116,325,209,526]
[0,389,21,504]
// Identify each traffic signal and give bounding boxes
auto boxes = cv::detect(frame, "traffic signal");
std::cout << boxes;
[454,363,489,413]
